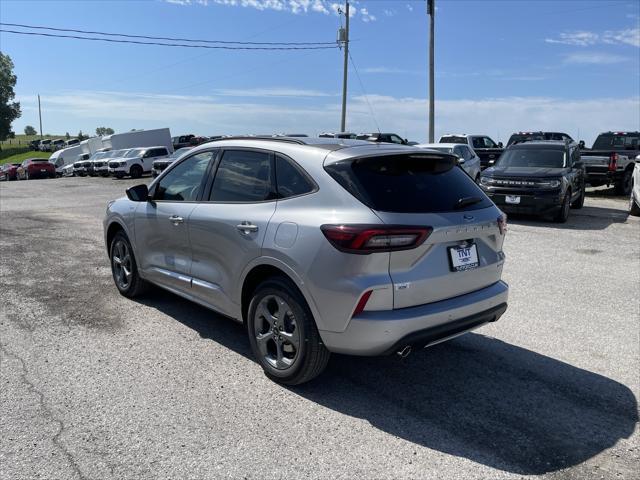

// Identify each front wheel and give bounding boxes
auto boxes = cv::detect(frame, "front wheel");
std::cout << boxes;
[571,183,585,209]
[130,165,143,179]
[630,193,640,217]
[554,191,571,223]
[247,277,330,385]
[109,231,148,298]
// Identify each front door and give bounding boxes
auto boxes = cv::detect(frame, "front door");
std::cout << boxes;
[134,150,215,292]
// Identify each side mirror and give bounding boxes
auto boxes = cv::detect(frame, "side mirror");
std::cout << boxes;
[126,184,150,202]
[404,138,409,144]
[578,140,585,149]
[457,156,466,164]
[498,142,503,148]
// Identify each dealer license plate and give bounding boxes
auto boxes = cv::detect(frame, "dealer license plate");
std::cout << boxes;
[505,195,521,204]
[448,243,479,272]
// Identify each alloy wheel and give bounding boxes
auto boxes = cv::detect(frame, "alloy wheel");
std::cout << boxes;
[253,295,300,370]
[112,239,133,290]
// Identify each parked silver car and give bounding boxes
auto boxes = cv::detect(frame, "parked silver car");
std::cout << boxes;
[104,137,509,384]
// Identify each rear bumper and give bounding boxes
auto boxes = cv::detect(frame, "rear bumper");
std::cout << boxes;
[585,166,623,184]
[319,280,509,356]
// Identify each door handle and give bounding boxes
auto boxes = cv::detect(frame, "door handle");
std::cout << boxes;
[169,215,184,225]
[236,222,258,234]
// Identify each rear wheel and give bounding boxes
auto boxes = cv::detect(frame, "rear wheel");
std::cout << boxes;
[247,276,330,385]
[109,231,148,298]
[554,190,571,223]
[615,168,633,196]
[130,164,143,179]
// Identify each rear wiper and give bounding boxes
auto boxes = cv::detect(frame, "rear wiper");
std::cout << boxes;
[454,196,483,209]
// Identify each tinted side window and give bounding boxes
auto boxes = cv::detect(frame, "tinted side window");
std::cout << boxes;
[155,152,213,201]
[471,137,483,149]
[275,155,315,198]
[209,150,274,202]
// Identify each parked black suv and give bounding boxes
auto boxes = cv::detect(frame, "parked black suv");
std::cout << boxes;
[507,131,574,146]
[479,140,585,222]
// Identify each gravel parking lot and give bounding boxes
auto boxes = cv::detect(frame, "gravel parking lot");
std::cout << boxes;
[1,176,638,480]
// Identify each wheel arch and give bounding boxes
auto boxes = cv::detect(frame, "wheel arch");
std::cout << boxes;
[238,258,324,330]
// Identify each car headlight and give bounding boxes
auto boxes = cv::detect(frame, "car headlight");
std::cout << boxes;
[536,179,561,188]
[480,176,496,187]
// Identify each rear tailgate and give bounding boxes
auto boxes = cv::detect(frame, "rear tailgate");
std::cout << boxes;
[375,210,505,308]
[324,150,506,310]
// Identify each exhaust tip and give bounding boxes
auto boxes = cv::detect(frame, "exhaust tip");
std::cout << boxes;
[397,345,412,358]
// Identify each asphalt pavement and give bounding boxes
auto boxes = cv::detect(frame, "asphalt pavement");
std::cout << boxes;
[1,176,638,479]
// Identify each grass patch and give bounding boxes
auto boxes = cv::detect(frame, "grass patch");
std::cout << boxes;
[0,150,51,165]
[0,134,67,148]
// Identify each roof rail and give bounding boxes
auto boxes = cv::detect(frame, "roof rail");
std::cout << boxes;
[203,135,307,145]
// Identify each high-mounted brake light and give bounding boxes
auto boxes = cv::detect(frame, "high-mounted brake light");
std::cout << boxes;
[321,225,432,254]
[609,153,618,172]
[497,214,507,235]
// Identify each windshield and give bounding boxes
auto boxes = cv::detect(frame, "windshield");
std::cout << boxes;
[32,159,49,162]
[125,149,144,158]
[592,133,639,150]
[439,136,466,144]
[496,149,567,168]
[171,147,191,158]
[89,152,106,160]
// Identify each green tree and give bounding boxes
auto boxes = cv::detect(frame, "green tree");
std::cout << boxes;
[24,125,37,135]
[65,132,70,139]
[77,130,85,140]
[0,52,21,141]
[96,127,115,136]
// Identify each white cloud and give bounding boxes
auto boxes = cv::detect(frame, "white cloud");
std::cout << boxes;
[383,9,395,17]
[564,52,628,65]
[406,4,413,12]
[211,87,337,97]
[14,90,640,146]
[361,66,421,75]
[164,0,374,20]
[545,31,599,46]
[546,27,640,48]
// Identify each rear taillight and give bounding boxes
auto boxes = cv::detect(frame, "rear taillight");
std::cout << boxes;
[320,225,432,254]
[353,290,373,317]
[497,214,507,235]
[609,153,618,172]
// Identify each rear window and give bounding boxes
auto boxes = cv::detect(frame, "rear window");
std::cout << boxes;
[439,136,466,144]
[592,133,639,150]
[32,159,49,162]
[325,154,492,213]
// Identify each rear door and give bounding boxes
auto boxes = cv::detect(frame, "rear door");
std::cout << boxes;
[325,153,505,309]
[134,151,215,292]
[187,148,277,317]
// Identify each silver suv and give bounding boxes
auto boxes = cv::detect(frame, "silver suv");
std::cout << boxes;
[104,137,509,384]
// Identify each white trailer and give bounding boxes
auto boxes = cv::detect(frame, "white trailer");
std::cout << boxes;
[80,137,105,156]
[49,145,86,175]
[102,128,173,153]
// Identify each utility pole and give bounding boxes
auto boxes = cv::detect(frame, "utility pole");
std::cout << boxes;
[340,1,350,133]
[37,94,43,139]
[427,0,435,142]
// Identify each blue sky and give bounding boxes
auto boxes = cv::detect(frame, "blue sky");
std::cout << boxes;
[1,0,638,144]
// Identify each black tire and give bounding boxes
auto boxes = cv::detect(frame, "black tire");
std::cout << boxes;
[474,174,480,184]
[247,276,330,385]
[571,183,585,209]
[130,164,143,179]
[630,194,640,217]
[615,168,633,196]
[554,190,571,223]
[109,231,148,298]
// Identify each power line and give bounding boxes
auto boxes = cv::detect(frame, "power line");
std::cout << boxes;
[0,22,336,46]
[348,51,381,134]
[0,29,338,50]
